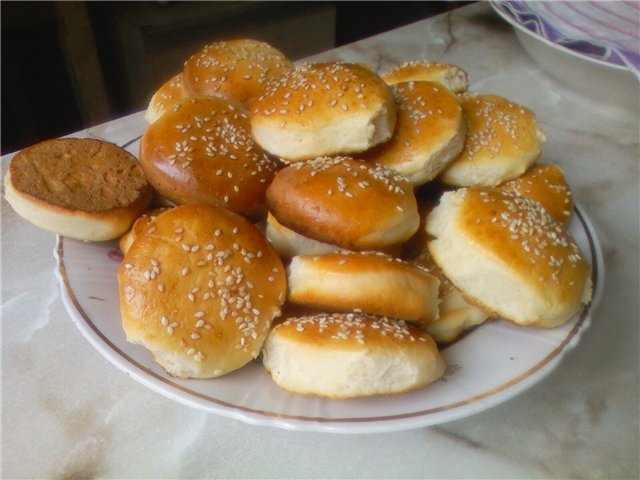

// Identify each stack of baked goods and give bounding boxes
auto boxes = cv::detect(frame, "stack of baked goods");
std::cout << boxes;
[3,38,593,400]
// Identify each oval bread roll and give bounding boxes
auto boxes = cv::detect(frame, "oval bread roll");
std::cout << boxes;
[382,60,468,93]
[426,187,592,328]
[118,204,286,378]
[144,73,189,124]
[4,138,152,241]
[262,312,445,398]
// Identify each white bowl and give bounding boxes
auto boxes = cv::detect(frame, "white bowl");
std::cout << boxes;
[491,2,638,110]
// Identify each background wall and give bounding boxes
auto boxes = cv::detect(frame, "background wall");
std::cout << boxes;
[1,1,469,155]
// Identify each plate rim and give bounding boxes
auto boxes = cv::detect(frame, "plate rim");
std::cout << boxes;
[53,205,604,433]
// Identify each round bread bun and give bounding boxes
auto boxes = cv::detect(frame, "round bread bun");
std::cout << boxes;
[4,138,152,241]
[262,312,445,398]
[144,73,189,124]
[250,63,396,161]
[182,38,293,106]
[265,212,344,258]
[118,204,286,379]
[439,94,546,187]
[426,187,592,328]
[382,60,469,93]
[139,96,279,218]
[287,251,440,325]
[119,207,172,255]
[365,81,466,186]
[266,156,419,250]
[499,163,573,225]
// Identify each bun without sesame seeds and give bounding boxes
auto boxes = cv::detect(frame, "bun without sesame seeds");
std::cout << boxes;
[262,312,445,398]
[182,38,293,107]
[381,60,469,93]
[364,81,466,186]
[439,94,546,187]
[4,138,152,241]
[426,187,592,328]
[118,204,286,379]
[266,156,420,251]
[287,252,440,325]
[139,96,279,218]
[250,62,397,161]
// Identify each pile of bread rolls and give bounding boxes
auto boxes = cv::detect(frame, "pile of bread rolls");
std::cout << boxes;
[4,38,592,399]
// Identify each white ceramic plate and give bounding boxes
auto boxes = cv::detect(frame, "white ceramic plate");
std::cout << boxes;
[53,137,604,434]
[490,1,638,110]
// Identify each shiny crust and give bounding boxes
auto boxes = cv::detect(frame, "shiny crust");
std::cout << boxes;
[262,312,445,398]
[266,156,419,250]
[144,73,189,124]
[182,39,293,106]
[139,96,279,218]
[118,204,286,379]
[426,188,592,328]
[5,138,152,241]
[119,207,172,255]
[439,94,546,187]
[382,60,469,93]
[250,63,396,161]
[287,252,440,325]
[499,163,573,225]
[365,81,466,185]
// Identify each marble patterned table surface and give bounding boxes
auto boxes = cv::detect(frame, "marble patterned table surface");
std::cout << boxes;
[2,3,638,478]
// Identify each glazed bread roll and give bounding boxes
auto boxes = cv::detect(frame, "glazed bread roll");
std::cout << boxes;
[251,63,396,161]
[426,187,592,328]
[287,252,440,325]
[119,207,171,255]
[382,60,468,93]
[144,73,189,124]
[118,204,286,379]
[265,212,344,258]
[365,81,466,186]
[499,163,573,225]
[139,96,279,218]
[4,138,152,241]
[182,38,293,106]
[267,156,419,250]
[439,94,546,187]
[262,312,445,398]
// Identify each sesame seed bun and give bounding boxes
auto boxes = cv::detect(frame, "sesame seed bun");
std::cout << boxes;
[182,39,293,107]
[439,94,546,187]
[119,207,172,255]
[144,73,190,124]
[139,96,279,218]
[4,138,152,241]
[266,156,419,250]
[382,60,469,93]
[499,163,573,225]
[287,252,440,325]
[250,63,396,162]
[118,204,286,379]
[426,188,592,328]
[365,81,466,186]
[262,312,445,398]
[265,212,345,258]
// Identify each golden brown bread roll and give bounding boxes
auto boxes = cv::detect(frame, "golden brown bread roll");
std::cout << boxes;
[250,63,397,161]
[266,156,419,250]
[182,38,293,106]
[4,138,152,241]
[119,207,172,255]
[139,96,279,218]
[499,163,573,225]
[118,204,286,378]
[144,73,189,124]
[365,81,466,186]
[382,60,468,93]
[262,312,445,398]
[426,187,592,328]
[287,251,440,325]
[439,94,546,187]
